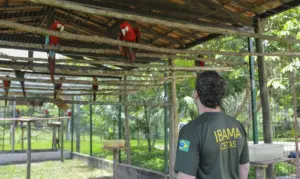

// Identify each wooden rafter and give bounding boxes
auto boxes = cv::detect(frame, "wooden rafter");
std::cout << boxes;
[0,21,300,58]
[29,0,298,44]
[0,96,170,106]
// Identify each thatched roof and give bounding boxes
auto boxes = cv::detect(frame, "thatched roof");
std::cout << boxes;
[0,0,298,106]
[0,0,298,57]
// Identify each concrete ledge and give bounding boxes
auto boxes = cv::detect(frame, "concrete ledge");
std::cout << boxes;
[73,152,169,179]
[0,149,71,165]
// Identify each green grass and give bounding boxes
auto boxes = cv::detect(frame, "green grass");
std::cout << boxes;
[0,128,296,176]
[0,159,112,179]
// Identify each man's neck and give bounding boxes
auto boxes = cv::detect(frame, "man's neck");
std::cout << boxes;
[199,106,221,113]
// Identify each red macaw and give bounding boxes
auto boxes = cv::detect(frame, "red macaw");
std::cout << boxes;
[15,70,26,98]
[195,60,205,67]
[45,20,65,83]
[54,77,65,100]
[3,75,11,107]
[92,77,99,102]
[118,21,141,64]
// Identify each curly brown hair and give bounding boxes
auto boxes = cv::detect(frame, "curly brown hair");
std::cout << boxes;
[195,71,226,108]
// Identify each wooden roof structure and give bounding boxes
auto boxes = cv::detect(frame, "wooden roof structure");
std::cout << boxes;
[0,0,298,106]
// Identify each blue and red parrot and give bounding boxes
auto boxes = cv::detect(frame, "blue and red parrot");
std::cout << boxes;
[3,75,11,107]
[118,21,141,64]
[45,20,65,83]
[92,77,99,102]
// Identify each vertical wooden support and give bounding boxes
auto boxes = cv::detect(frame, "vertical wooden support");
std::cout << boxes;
[26,121,31,179]
[118,93,122,163]
[53,127,57,151]
[123,75,131,164]
[168,59,177,179]
[254,17,273,178]
[113,149,119,179]
[248,37,258,144]
[289,44,300,177]
[12,101,16,152]
[164,62,169,174]
[255,165,267,179]
[71,100,74,158]
[21,127,25,150]
[2,121,4,151]
[76,96,81,153]
[61,119,64,162]
[90,98,93,156]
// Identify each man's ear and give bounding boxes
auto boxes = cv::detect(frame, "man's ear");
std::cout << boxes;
[193,90,199,100]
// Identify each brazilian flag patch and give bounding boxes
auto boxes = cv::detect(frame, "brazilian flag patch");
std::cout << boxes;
[179,139,190,152]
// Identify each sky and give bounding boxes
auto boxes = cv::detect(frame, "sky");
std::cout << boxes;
[0,48,64,59]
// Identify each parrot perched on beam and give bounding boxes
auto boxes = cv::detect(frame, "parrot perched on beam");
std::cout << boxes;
[92,77,99,102]
[54,77,65,100]
[45,20,65,83]
[118,21,141,64]
[15,70,26,98]
[2,75,11,108]
[195,55,205,75]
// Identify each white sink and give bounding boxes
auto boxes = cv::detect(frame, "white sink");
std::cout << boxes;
[249,144,284,162]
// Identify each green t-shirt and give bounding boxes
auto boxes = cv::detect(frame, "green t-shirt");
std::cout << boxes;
[174,112,249,179]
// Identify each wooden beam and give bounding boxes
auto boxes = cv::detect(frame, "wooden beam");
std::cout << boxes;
[30,0,299,44]
[0,76,177,86]
[0,19,300,58]
[71,0,252,26]
[2,91,136,97]
[0,68,120,79]
[0,96,170,107]
[0,54,242,69]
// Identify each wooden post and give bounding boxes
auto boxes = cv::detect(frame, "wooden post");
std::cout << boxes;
[11,101,16,152]
[113,149,119,179]
[164,62,169,174]
[2,121,4,151]
[123,76,131,164]
[61,119,64,162]
[21,127,25,150]
[289,44,300,177]
[254,165,267,179]
[53,127,57,151]
[76,96,81,153]
[118,92,122,163]
[71,100,74,158]
[254,17,273,178]
[90,98,93,156]
[168,59,177,179]
[26,121,31,179]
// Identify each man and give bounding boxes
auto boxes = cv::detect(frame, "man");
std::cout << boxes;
[174,71,250,179]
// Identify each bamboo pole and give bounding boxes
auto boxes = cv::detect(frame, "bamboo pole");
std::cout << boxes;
[0,76,179,86]
[123,75,131,164]
[0,86,139,92]
[0,63,232,80]
[1,19,300,58]
[0,54,245,67]
[0,40,298,59]
[61,119,64,162]
[26,121,31,179]
[0,59,232,73]
[0,96,170,107]
[169,59,176,179]
[1,91,136,97]
[30,0,299,45]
